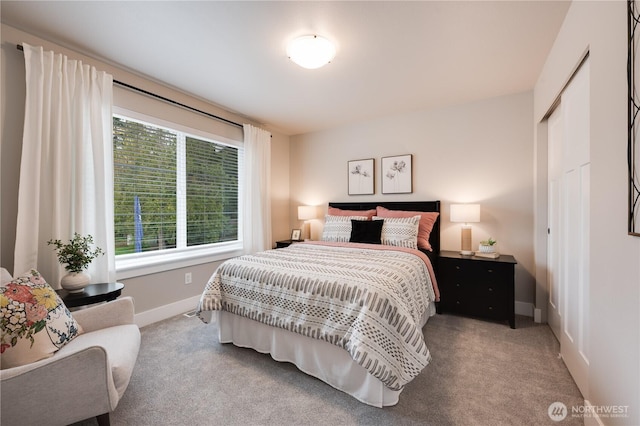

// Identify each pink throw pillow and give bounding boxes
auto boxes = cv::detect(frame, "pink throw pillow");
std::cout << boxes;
[376,206,439,251]
[328,206,376,220]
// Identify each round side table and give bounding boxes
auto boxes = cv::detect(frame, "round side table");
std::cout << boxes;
[56,282,125,308]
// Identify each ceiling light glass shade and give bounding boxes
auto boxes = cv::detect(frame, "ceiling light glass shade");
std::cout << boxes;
[287,35,336,69]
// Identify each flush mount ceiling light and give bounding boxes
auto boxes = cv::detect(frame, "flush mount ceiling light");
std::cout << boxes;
[287,35,336,69]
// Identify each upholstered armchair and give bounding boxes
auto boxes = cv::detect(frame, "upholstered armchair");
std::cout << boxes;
[0,296,141,426]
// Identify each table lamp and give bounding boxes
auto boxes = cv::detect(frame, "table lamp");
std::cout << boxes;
[298,205,317,240]
[450,204,481,255]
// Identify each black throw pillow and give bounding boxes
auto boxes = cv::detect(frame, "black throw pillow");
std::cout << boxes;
[349,219,384,244]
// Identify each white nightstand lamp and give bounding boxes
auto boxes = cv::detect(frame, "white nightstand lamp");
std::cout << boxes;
[298,205,317,240]
[450,204,481,255]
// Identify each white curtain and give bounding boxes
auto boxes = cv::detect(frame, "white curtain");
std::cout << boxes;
[242,124,272,253]
[13,43,115,287]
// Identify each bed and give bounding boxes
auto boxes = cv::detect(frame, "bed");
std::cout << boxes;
[196,201,440,407]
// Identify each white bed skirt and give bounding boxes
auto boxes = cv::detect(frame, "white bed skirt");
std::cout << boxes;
[212,301,436,407]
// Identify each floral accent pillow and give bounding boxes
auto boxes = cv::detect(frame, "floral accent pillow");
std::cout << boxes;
[0,269,81,369]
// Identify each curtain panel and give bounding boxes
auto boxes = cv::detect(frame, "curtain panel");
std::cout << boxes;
[13,43,115,286]
[242,124,272,254]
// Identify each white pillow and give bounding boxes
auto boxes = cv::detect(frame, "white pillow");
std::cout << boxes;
[321,215,368,243]
[373,215,421,249]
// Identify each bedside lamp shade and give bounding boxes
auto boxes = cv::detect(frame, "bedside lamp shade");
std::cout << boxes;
[298,206,317,240]
[298,206,316,221]
[450,204,480,255]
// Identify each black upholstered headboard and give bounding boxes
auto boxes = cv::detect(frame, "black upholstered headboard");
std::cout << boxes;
[328,201,441,272]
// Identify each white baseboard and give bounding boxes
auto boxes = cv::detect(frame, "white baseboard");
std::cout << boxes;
[534,308,542,323]
[515,301,534,317]
[135,295,201,328]
[583,400,606,426]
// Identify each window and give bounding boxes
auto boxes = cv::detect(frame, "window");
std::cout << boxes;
[113,113,243,277]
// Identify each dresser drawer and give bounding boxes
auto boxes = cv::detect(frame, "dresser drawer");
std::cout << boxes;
[438,251,517,328]
[442,260,511,285]
[444,280,508,318]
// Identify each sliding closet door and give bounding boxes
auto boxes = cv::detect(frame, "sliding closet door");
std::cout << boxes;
[547,58,590,397]
[547,105,563,341]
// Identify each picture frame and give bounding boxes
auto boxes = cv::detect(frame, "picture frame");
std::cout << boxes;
[348,158,374,195]
[290,229,301,241]
[382,154,413,194]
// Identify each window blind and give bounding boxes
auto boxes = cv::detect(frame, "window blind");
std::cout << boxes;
[113,114,241,256]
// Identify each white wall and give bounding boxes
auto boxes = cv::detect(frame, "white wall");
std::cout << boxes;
[534,1,639,424]
[290,92,536,311]
[0,24,291,317]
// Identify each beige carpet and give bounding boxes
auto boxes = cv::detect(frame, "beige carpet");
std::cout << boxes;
[74,312,584,426]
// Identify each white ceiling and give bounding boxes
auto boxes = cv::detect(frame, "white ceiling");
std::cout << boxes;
[1,1,570,136]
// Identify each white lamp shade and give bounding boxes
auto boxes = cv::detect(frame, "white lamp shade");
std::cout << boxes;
[450,204,481,223]
[298,205,317,221]
[287,35,336,69]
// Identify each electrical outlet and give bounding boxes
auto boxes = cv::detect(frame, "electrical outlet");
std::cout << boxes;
[185,272,192,285]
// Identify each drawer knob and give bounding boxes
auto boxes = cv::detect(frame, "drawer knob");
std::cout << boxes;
[455,266,461,270]
[488,287,493,292]
[487,269,493,273]
[488,306,493,310]
[456,283,461,287]
[456,301,460,305]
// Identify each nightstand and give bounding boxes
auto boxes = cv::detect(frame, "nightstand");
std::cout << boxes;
[439,250,517,328]
[275,239,299,248]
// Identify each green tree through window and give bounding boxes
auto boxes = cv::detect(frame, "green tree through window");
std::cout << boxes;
[113,116,240,256]
[186,136,238,246]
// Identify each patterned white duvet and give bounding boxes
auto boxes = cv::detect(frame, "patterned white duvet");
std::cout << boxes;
[196,241,439,391]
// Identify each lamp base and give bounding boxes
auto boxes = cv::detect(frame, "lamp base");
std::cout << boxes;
[302,221,311,240]
[460,226,474,256]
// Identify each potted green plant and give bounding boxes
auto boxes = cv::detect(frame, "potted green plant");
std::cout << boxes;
[48,233,104,292]
[478,237,497,253]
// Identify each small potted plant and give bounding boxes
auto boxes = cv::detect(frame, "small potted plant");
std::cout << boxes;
[48,233,104,292]
[478,237,497,253]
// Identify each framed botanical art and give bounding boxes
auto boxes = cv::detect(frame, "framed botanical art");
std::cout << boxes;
[382,154,412,194]
[348,158,374,195]
[290,229,301,241]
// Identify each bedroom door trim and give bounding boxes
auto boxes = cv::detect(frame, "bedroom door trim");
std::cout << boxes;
[547,103,563,341]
